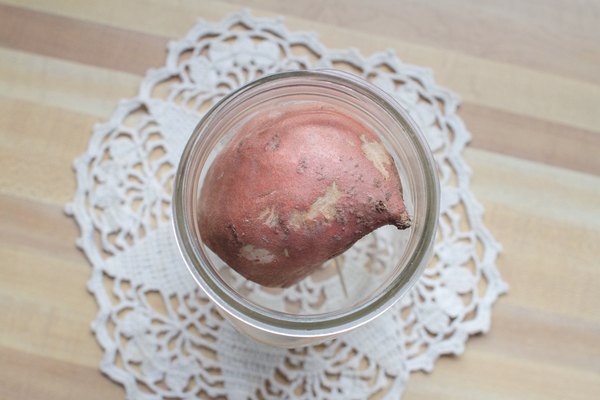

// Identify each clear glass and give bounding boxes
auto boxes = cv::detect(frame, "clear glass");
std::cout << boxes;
[173,70,439,347]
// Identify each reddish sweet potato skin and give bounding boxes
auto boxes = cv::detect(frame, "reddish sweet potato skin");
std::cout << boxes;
[198,104,410,287]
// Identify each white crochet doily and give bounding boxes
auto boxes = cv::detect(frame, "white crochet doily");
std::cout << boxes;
[67,11,507,399]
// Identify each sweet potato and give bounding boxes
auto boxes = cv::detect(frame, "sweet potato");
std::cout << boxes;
[198,103,411,287]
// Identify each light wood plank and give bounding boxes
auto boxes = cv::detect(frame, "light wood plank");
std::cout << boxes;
[466,149,600,232]
[0,194,83,263]
[0,47,140,118]
[0,0,231,38]
[5,0,600,133]
[0,346,124,400]
[479,303,600,372]
[0,210,101,367]
[223,0,600,86]
[0,288,101,369]
[0,3,168,75]
[0,96,97,205]
[404,348,600,400]
[466,149,600,323]
[404,303,600,399]
[461,103,600,175]
[405,304,600,399]
[1,7,599,176]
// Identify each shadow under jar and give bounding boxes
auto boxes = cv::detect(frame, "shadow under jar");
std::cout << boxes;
[173,70,439,348]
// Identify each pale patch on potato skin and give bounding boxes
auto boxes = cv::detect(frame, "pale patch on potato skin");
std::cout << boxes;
[239,245,276,264]
[360,134,391,180]
[288,182,344,230]
[257,206,280,228]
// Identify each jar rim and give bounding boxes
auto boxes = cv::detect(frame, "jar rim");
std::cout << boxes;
[173,69,440,338]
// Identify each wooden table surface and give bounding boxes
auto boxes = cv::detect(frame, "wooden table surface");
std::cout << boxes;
[1,1,599,399]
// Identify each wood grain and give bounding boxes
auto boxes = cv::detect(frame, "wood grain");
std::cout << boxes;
[1,4,599,175]
[0,96,96,204]
[0,346,124,400]
[0,195,123,397]
[224,0,600,86]
[464,149,600,322]
[0,47,140,118]
[0,4,168,75]
[8,0,600,134]
[0,0,598,399]
[461,103,600,175]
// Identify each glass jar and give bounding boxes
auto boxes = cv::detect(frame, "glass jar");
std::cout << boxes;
[173,70,439,347]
